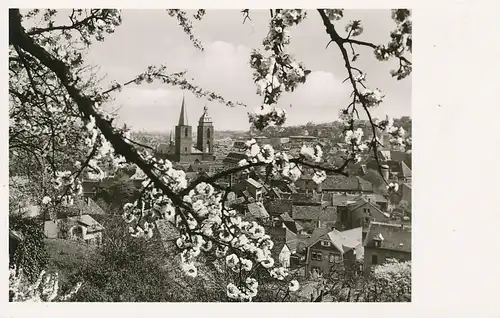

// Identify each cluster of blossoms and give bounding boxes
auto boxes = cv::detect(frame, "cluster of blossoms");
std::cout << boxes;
[376,117,411,153]
[387,182,399,192]
[343,128,370,162]
[226,278,258,301]
[300,144,323,163]
[9,266,82,302]
[250,9,310,113]
[324,9,344,21]
[374,9,412,80]
[166,9,204,51]
[360,88,385,108]
[345,20,363,37]
[373,259,411,282]
[248,105,287,131]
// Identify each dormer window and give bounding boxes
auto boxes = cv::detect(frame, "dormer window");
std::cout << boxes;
[320,240,331,247]
[373,233,384,248]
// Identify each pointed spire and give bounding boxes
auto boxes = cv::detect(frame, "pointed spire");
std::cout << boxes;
[178,94,188,126]
[203,104,208,114]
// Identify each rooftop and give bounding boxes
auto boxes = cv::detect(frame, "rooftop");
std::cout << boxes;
[247,202,270,219]
[363,221,411,253]
[245,178,262,189]
[291,205,337,222]
[321,175,373,192]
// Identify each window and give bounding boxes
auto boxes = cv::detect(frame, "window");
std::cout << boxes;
[207,128,211,138]
[320,240,331,247]
[184,127,189,137]
[329,254,342,263]
[184,147,188,153]
[311,251,322,261]
[371,254,379,265]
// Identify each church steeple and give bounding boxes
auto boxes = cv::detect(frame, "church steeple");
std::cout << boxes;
[197,104,214,155]
[175,93,192,161]
[178,94,188,126]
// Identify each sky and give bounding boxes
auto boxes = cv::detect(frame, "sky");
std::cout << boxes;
[83,9,412,132]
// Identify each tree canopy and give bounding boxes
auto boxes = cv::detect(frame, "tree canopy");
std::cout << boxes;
[9,9,411,302]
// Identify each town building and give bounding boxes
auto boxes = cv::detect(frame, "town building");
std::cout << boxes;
[363,221,411,276]
[155,95,215,163]
[304,227,363,278]
[44,214,105,246]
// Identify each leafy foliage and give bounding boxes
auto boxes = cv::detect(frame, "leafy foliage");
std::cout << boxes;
[9,214,49,282]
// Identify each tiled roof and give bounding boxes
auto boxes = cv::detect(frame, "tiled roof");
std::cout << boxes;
[321,175,373,192]
[363,221,411,253]
[264,199,292,216]
[247,202,270,219]
[291,205,337,222]
[290,192,322,205]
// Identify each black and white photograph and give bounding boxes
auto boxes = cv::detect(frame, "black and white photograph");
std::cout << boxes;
[8,8,413,303]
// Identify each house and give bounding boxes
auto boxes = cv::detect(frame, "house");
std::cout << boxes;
[244,178,263,201]
[367,159,412,184]
[337,197,390,237]
[155,219,180,253]
[267,226,309,275]
[44,214,105,246]
[304,227,363,278]
[363,221,411,276]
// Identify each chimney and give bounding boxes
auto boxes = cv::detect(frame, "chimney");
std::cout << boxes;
[380,164,390,181]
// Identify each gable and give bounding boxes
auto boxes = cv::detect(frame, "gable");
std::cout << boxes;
[310,236,342,253]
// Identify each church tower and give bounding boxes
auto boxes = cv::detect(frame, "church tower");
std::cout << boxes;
[175,95,192,161]
[197,104,214,156]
